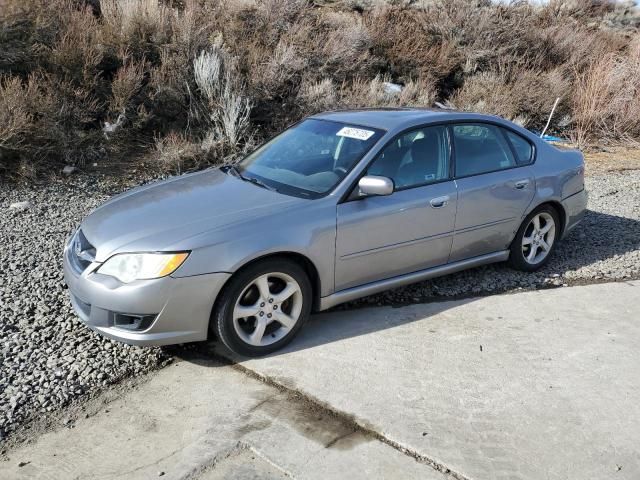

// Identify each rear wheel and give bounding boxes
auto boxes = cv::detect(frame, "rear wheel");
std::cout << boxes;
[211,258,312,356]
[509,206,559,271]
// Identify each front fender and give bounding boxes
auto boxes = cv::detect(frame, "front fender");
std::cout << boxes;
[172,201,337,297]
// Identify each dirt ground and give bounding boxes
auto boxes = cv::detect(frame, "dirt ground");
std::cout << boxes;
[581,146,640,174]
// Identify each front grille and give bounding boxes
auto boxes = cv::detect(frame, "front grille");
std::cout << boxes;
[69,229,96,274]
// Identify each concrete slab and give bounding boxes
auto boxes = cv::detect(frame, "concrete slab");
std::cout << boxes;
[3,281,638,479]
[0,357,446,480]
[197,448,287,479]
[231,281,640,480]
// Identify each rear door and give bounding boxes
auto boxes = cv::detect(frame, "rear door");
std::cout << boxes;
[449,123,535,262]
[335,125,457,291]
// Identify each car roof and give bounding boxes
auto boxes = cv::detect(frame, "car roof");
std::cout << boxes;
[310,108,507,132]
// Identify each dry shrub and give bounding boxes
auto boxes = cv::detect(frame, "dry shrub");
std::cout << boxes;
[545,23,626,73]
[318,11,374,80]
[0,77,34,151]
[367,6,462,84]
[48,5,102,86]
[154,131,200,174]
[168,0,214,59]
[193,46,251,148]
[146,48,191,131]
[573,38,640,145]
[100,0,171,40]
[110,56,145,115]
[100,0,171,60]
[1,0,639,178]
[256,0,307,35]
[252,38,308,98]
[340,75,436,108]
[297,78,338,114]
[0,0,58,76]
[0,72,103,177]
[452,68,570,129]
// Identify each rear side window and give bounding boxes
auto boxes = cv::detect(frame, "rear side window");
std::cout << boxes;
[504,129,534,165]
[452,124,516,177]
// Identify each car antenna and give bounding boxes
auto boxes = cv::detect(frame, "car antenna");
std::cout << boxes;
[540,97,561,138]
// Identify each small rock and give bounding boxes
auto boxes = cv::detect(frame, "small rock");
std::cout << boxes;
[9,201,32,211]
[62,166,77,175]
[18,461,29,467]
[158,471,165,476]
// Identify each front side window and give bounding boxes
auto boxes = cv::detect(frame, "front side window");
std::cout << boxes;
[367,125,450,190]
[237,119,384,198]
[452,124,516,177]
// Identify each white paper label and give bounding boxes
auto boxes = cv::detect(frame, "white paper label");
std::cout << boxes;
[336,127,375,141]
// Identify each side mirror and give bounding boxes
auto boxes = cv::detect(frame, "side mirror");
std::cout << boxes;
[358,175,394,197]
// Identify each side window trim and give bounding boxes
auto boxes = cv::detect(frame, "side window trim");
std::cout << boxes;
[340,119,538,202]
[450,121,536,180]
[392,125,453,193]
[448,124,457,178]
[343,124,454,201]
[500,128,520,164]
[501,127,535,166]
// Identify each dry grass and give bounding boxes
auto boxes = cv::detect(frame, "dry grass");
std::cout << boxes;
[154,131,200,175]
[583,146,640,175]
[0,0,638,177]
[0,76,33,151]
[572,39,640,145]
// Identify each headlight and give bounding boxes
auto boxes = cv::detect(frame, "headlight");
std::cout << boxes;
[97,252,189,283]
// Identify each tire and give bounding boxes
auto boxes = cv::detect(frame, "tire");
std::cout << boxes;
[509,205,560,272]
[211,258,312,357]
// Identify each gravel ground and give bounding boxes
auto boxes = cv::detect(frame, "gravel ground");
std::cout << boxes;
[1,169,639,442]
[347,170,640,307]
[0,174,172,443]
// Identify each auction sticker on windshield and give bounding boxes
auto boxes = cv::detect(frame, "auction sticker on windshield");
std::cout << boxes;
[336,126,375,141]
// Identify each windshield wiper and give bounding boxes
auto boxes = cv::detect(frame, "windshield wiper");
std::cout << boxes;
[224,164,277,192]
[222,164,241,177]
[242,174,278,192]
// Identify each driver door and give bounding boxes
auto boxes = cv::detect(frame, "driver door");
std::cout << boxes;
[335,125,457,291]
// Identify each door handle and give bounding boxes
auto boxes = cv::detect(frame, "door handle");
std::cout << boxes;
[514,180,530,190]
[430,195,450,208]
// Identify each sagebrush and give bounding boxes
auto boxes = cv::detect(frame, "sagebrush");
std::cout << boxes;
[0,0,638,178]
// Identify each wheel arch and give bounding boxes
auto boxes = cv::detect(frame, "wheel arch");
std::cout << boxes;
[211,251,323,320]
[528,200,567,238]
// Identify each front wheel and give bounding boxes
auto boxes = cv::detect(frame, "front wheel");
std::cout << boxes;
[211,258,312,356]
[509,206,560,271]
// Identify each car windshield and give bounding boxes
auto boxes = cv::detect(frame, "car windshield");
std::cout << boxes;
[235,119,385,198]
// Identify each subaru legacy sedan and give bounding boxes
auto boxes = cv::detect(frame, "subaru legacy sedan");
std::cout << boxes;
[63,109,587,356]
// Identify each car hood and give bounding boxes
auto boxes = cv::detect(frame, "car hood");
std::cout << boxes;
[81,168,303,261]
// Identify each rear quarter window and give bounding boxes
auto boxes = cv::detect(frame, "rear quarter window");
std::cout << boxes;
[504,129,534,165]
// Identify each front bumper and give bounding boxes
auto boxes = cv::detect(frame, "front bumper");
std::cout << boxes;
[63,245,231,346]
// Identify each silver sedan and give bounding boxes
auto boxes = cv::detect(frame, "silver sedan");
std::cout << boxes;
[63,109,587,356]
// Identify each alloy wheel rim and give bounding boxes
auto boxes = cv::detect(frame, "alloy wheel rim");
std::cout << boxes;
[232,272,303,347]
[522,212,556,265]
